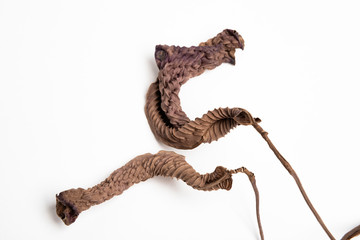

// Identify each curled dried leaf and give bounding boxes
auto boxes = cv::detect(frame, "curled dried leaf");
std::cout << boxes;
[56,151,263,239]
[145,29,360,239]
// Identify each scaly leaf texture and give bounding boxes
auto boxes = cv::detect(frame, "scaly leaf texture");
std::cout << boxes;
[145,29,260,150]
[56,151,263,239]
[145,29,360,239]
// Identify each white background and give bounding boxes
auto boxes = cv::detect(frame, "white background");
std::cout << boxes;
[1,0,360,239]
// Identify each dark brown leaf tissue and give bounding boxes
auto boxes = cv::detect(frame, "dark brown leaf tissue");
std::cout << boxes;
[145,29,258,149]
[56,151,263,239]
[56,29,360,240]
[144,29,360,239]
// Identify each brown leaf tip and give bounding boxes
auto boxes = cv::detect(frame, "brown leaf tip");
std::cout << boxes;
[56,193,80,226]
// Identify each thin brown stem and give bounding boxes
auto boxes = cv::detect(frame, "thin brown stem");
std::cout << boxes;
[252,122,335,240]
[231,167,264,240]
[342,224,360,240]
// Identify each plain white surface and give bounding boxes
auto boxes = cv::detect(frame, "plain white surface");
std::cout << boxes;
[1,0,360,239]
